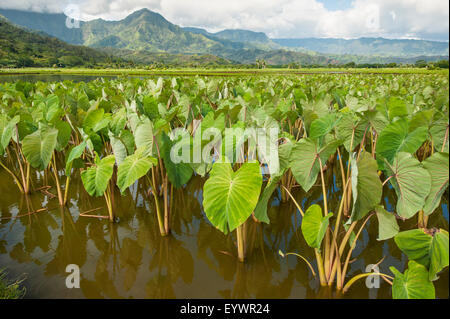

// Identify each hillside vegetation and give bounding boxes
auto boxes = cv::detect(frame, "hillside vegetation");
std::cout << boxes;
[0,17,120,67]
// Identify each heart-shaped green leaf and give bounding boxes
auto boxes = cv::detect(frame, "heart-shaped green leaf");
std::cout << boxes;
[375,206,399,241]
[394,228,449,281]
[390,261,435,299]
[350,152,382,222]
[81,155,115,197]
[1,115,20,151]
[289,138,340,192]
[309,113,340,139]
[423,152,449,216]
[22,127,58,170]
[117,148,157,193]
[109,131,128,166]
[335,113,368,152]
[384,152,431,219]
[301,204,333,249]
[134,118,153,157]
[65,141,86,176]
[376,118,428,169]
[254,173,283,224]
[203,159,262,234]
[160,132,193,188]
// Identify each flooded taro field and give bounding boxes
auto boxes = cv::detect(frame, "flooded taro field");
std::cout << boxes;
[0,74,449,299]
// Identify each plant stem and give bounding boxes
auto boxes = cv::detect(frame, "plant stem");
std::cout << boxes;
[51,152,64,206]
[340,214,374,289]
[63,176,70,206]
[281,252,316,277]
[147,174,167,236]
[328,221,357,286]
[104,184,114,222]
[237,224,245,262]
[418,210,428,228]
[342,273,393,293]
[318,157,330,279]
[25,162,30,194]
[163,173,170,235]
[315,248,327,286]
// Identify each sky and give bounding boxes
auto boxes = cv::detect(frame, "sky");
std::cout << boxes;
[0,0,448,41]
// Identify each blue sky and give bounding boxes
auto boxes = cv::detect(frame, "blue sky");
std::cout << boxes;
[317,0,353,11]
[0,0,448,41]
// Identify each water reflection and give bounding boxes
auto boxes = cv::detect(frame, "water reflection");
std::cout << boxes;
[0,164,448,299]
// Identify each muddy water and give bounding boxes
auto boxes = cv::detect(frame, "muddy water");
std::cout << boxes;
[0,158,448,299]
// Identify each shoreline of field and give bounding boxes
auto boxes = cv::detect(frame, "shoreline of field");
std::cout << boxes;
[0,67,448,77]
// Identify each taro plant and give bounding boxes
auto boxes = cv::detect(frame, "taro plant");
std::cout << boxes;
[389,228,449,299]
[203,158,262,262]
[80,154,116,221]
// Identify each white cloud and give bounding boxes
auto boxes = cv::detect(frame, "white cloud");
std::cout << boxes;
[0,0,448,40]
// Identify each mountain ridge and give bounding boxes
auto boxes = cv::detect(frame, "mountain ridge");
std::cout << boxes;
[0,8,448,65]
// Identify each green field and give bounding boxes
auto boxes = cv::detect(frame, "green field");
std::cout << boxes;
[1,67,448,77]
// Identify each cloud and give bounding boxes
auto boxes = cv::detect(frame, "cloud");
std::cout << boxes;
[0,0,448,40]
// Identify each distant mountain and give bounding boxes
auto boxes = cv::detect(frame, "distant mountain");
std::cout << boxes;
[184,27,279,49]
[0,8,326,64]
[0,16,116,67]
[0,9,84,45]
[1,7,448,66]
[273,37,449,57]
[100,48,233,66]
[0,8,248,54]
[215,29,272,44]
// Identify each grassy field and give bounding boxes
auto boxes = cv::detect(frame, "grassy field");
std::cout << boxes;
[0,67,448,77]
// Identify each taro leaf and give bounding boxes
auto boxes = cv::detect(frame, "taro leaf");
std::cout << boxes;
[429,116,448,153]
[43,94,62,123]
[429,229,449,281]
[374,206,399,241]
[390,261,435,299]
[117,148,157,193]
[190,162,213,177]
[289,138,341,192]
[384,152,431,219]
[120,130,135,155]
[65,141,86,176]
[309,113,340,139]
[142,95,159,121]
[109,132,128,166]
[1,115,20,150]
[254,174,283,224]
[22,127,58,170]
[83,108,110,133]
[201,111,225,136]
[255,117,280,175]
[109,108,127,135]
[203,159,262,234]
[365,109,388,134]
[278,137,294,172]
[301,204,333,250]
[394,228,449,281]
[336,112,368,152]
[302,99,329,133]
[161,133,193,188]
[376,118,428,169]
[409,109,434,132]
[134,119,153,157]
[423,152,449,216]
[350,152,382,222]
[55,121,71,152]
[81,155,115,197]
[387,97,408,119]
